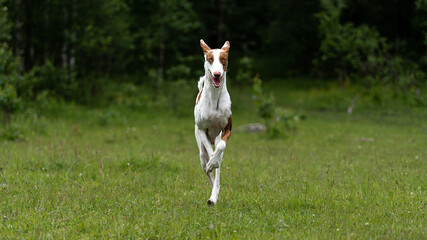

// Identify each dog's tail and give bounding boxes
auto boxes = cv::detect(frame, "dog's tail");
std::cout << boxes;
[198,76,204,91]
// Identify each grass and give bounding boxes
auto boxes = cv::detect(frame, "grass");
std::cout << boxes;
[0,80,426,239]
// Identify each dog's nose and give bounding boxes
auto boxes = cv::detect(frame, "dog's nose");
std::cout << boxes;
[213,72,221,78]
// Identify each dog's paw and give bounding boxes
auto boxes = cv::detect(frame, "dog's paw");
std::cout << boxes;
[207,199,216,206]
[205,159,220,173]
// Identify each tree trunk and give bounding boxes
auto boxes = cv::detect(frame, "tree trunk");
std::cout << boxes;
[156,23,165,98]
[217,0,225,45]
[70,0,76,79]
[24,0,34,71]
[43,0,49,64]
[15,0,24,72]
[339,71,344,89]
[61,5,68,71]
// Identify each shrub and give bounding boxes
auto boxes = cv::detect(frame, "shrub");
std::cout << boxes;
[316,0,427,107]
[236,57,254,84]
[21,61,77,101]
[252,75,304,138]
[0,45,21,122]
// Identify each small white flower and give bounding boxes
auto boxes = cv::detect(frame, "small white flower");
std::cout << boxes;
[312,214,315,216]
[365,222,369,226]
[42,167,45,172]
[336,228,339,231]
[46,174,49,177]
[127,163,130,166]
[79,173,83,177]
[411,192,414,195]
[209,223,214,229]
[415,155,419,159]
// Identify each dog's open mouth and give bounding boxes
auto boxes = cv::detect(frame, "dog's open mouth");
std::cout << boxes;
[210,72,222,88]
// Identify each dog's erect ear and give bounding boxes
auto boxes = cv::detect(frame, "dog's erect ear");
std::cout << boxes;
[221,41,230,53]
[200,39,211,54]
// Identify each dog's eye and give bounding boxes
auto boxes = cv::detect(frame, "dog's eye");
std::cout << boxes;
[208,58,213,63]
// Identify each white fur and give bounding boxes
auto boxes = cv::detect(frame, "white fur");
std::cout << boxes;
[195,40,231,205]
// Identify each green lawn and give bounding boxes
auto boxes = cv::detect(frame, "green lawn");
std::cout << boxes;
[0,82,426,239]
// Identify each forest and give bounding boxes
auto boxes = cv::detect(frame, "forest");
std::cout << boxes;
[1,0,426,110]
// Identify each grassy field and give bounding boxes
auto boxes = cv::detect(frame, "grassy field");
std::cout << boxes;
[0,81,426,239]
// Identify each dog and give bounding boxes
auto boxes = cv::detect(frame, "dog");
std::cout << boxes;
[194,39,232,205]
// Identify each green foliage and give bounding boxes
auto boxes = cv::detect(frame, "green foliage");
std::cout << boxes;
[0,2,20,122]
[253,74,275,121]
[315,0,388,79]
[76,0,134,75]
[0,47,20,118]
[166,64,191,81]
[0,81,19,116]
[316,0,427,106]
[252,75,304,138]
[416,0,427,45]
[21,61,76,101]
[0,121,24,140]
[0,1,11,42]
[236,57,254,84]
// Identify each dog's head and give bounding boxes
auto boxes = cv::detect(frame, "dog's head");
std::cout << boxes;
[200,39,230,88]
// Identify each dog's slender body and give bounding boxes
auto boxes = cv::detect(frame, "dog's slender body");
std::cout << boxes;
[194,39,232,205]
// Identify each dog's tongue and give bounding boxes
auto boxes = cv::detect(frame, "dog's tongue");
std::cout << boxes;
[213,76,221,87]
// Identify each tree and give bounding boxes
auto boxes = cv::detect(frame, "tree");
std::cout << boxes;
[0,0,20,122]
[315,0,388,85]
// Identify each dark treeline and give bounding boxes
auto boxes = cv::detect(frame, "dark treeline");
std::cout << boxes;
[5,0,425,77]
[1,0,426,107]
[5,0,321,79]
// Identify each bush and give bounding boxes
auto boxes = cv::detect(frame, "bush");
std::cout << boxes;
[316,0,427,107]
[253,75,304,138]
[0,44,21,122]
[21,61,77,101]
[236,57,254,84]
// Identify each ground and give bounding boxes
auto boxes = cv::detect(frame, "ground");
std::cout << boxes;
[0,81,426,239]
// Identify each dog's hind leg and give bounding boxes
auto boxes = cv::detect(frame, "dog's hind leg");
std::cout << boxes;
[200,145,214,186]
[195,126,214,186]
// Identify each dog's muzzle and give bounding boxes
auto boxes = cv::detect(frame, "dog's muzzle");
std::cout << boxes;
[210,72,222,88]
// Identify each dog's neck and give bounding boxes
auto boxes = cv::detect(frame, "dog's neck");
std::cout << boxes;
[203,71,227,108]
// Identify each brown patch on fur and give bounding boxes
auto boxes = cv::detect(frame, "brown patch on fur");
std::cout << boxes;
[219,51,228,71]
[196,88,203,105]
[206,51,214,64]
[200,40,211,54]
[221,115,232,142]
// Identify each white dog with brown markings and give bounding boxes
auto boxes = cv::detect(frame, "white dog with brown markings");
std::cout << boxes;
[194,39,232,205]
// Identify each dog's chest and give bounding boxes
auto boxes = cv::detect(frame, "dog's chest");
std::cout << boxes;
[198,108,228,130]
[195,96,231,133]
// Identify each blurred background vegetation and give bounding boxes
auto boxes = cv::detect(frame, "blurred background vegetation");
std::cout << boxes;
[0,0,426,138]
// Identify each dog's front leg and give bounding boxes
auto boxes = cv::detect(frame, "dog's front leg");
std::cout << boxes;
[205,116,232,174]
[207,151,223,205]
[205,140,226,173]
